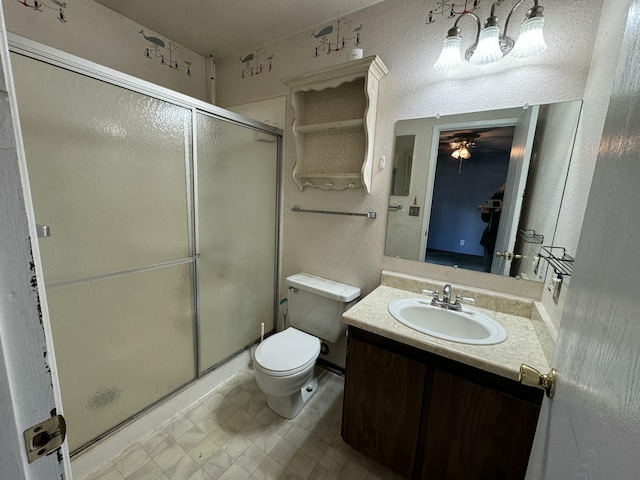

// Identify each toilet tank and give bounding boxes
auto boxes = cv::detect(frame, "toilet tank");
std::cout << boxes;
[286,273,361,343]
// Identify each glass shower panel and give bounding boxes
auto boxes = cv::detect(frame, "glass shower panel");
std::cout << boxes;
[11,53,191,284]
[46,264,195,452]
[197,114,278,371]
[11,52,197,452]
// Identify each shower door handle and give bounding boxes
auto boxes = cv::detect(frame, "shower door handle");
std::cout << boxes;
[36,224,51,238]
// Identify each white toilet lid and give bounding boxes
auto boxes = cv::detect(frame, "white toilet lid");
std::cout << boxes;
[254,327,320,375]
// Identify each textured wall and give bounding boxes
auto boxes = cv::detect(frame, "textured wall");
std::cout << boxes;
[1,0,619,327]
[526,1,640,476]
[215,0,609,323]
[2,0,209,101]
[540,0,631,326]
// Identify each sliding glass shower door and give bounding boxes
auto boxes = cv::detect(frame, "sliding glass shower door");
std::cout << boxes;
[197,113,278,372]
[12,53,196,452]
[10,49,279,453]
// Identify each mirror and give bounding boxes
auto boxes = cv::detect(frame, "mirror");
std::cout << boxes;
[391,135,415,196]
[385,101,583,282]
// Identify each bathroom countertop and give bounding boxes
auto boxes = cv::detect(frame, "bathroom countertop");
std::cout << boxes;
[342,284,551,382]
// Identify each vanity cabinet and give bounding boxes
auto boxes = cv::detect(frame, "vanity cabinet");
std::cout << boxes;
[283,56,388,192]
[342,327,543,480]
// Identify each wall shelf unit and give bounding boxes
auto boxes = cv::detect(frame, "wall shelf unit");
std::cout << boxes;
[283,55,388,192]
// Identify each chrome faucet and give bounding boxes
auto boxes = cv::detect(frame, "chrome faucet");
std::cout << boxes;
[442,283,452,304]
[421,284,475,311]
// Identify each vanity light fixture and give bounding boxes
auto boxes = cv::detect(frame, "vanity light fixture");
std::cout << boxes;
[434,0,547,71]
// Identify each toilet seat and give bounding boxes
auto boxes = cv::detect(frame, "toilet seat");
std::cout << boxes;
[254,327,320,377]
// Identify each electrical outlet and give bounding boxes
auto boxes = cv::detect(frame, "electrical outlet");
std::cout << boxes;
[409,206,420,217]
[460,240,465,246]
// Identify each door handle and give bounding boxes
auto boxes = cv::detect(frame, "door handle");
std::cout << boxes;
[519,364,557,398]
[495,251,522,261]
[36,224,51,238]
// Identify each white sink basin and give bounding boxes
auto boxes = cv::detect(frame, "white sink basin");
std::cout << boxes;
[388,298,507,345]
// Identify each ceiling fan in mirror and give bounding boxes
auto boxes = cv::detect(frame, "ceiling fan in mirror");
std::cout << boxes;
[442,131,481,173]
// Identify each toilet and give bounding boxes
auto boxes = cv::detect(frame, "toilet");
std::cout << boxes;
[253,273,360,419]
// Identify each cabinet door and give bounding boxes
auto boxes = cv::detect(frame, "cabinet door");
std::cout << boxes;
[420,369,540,480]
[342,336,427,478]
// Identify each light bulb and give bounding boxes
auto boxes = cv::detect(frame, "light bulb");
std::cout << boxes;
[434,35,463,71]
[451,148,461,159]
[459,147,471,159]
[470,25,503,65]
[511,16,547,59]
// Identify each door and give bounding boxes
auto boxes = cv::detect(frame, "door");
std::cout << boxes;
[491,105,539,275]
[525,3,640,478]
[418,113,521,263]
[0,18,70,479]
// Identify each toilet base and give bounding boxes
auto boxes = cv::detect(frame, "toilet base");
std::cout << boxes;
[266,377,318,419]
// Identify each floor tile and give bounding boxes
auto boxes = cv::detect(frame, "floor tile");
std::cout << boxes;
[163,454,200,480]
[153,442,188,471]
[79,367,396,480]
[165,415,196,440]
[250,456,284,480]
[251,428,282,455]
[218,463,251,480]
[300,435,329,462]
[187,469,214,480]
[269,438,299,468]
[208,421,237,447]
[114,446,150,478]
[201,449,234,479]
[141,429,173,458]
[185,402,214,425]
[237,443,268,474]
[318,446,350,476]
[308,463,338,480]
[176,425,208,452]
[125,459,163,480]
[227,408,253,431]
[89,466,125,480]
[338,459,368,480]
[189,436,221,465]
[286,450,317,479]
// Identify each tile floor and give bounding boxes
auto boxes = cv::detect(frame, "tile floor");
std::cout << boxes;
[83,367,403,480]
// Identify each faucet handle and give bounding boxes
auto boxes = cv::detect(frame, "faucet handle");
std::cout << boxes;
[421,289,439,300]
[455,294,476,305]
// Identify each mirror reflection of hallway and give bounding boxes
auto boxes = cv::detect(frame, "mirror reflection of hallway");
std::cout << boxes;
[425,126,515,272]
[385,101,582,282]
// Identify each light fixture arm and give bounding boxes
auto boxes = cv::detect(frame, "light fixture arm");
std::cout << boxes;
[502,0,543,39]
[450,12,482,59]
[452,12,482,45]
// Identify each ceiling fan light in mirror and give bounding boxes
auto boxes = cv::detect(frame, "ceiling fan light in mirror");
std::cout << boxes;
[451,142,473,160]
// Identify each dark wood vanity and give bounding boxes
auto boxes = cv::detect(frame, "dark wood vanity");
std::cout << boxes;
[341,327,543,480]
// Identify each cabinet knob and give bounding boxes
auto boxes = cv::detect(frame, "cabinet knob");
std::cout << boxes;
[519,364,557,398]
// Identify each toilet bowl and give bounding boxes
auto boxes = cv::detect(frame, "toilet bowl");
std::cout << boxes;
[253,273,360,419]
[254,327,321,419]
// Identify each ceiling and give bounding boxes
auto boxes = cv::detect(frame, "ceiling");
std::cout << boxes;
[93,0,385,61]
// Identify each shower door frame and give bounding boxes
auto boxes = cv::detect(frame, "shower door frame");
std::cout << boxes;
[8,33,283,453]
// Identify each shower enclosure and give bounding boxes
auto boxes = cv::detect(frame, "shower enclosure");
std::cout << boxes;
[9,38,281,453]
